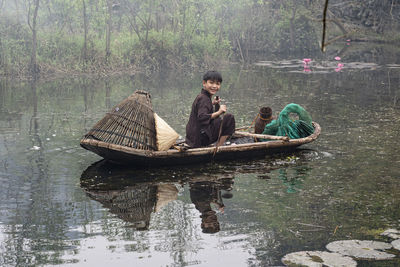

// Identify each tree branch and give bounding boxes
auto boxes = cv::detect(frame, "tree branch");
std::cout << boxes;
[321,0,329,52]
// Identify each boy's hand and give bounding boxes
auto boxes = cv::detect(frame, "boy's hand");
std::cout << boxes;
[212,97,221,105]
[211,104,226,119]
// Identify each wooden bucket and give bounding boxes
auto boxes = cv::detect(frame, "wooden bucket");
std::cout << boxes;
[254,107,274,134]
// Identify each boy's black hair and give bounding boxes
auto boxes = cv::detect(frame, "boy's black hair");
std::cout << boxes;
[203,71,222,83]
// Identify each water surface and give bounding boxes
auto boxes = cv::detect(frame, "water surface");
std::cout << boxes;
[1,44,400,266]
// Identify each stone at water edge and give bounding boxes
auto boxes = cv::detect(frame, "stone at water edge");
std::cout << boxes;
[381,229,400,239]
[326,240,395,260]
[281,251,357,267]
[392,239,400,250]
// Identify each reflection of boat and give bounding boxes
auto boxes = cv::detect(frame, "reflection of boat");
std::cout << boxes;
[80,160,234,232]
[80,122,321,167]
[84,183,178,229]
[80,161,179,229]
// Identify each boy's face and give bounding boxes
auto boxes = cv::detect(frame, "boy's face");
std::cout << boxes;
[203,79,221,96]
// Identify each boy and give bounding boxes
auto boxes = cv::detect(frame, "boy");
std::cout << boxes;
[185,71,235,148]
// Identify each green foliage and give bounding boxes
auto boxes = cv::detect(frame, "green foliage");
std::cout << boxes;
[0,14,31,75]
[1,0,400,77]
[110,29,231,71]
[38,32,81,63]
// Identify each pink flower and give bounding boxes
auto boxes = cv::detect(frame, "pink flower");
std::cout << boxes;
[335,63,344,72]
[334,56,341,61]
[302,58,311,64]
[346,39,351,42]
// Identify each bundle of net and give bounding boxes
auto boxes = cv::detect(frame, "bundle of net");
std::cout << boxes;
[261,103,314,140]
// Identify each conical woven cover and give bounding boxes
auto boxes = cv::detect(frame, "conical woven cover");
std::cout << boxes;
[85,185,157,229]
[154,113,179,151]
[83,90,157,150]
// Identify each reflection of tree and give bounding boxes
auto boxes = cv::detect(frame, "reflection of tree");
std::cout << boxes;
[82,78,89,132]
[0,78,72,266]
[29,78,42,149]
[105,79,111,109]
[0,81,23,133]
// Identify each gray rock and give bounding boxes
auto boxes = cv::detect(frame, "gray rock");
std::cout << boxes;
[381,229,400,239]
[326,240,395,260]
[281,251,356,267]
[392,239,400,250]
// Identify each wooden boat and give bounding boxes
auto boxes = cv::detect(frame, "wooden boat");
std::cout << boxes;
[80,122,321,167]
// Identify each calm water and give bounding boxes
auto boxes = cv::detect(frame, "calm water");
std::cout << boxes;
[1,44,400,266]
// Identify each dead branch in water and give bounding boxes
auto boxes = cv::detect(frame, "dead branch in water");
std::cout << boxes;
[321,0,329,52]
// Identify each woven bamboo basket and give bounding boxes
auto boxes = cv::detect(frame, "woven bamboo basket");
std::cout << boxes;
[81,90,179,152]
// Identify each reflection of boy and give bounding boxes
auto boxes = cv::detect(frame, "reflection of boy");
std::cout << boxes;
[189,178,234,234]
[185,71,235,148]
[189,182,222,234]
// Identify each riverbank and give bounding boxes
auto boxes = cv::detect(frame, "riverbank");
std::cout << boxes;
[3,39,399,82]
[0,50,233,81]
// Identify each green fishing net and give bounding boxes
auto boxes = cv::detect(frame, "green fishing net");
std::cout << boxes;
[261,103,314,140]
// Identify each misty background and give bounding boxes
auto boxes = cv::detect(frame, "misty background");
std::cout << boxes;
[1,0,400,78]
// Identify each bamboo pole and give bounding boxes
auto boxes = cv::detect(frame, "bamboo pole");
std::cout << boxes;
[235,125,254,131]
[233,131,289,141]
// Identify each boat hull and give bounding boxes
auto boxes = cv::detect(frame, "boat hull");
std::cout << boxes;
[80,122,321,167]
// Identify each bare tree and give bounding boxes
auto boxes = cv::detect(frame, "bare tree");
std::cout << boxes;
[82,0,88,64]
[105,0,112,62]
[28,0,40,74]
